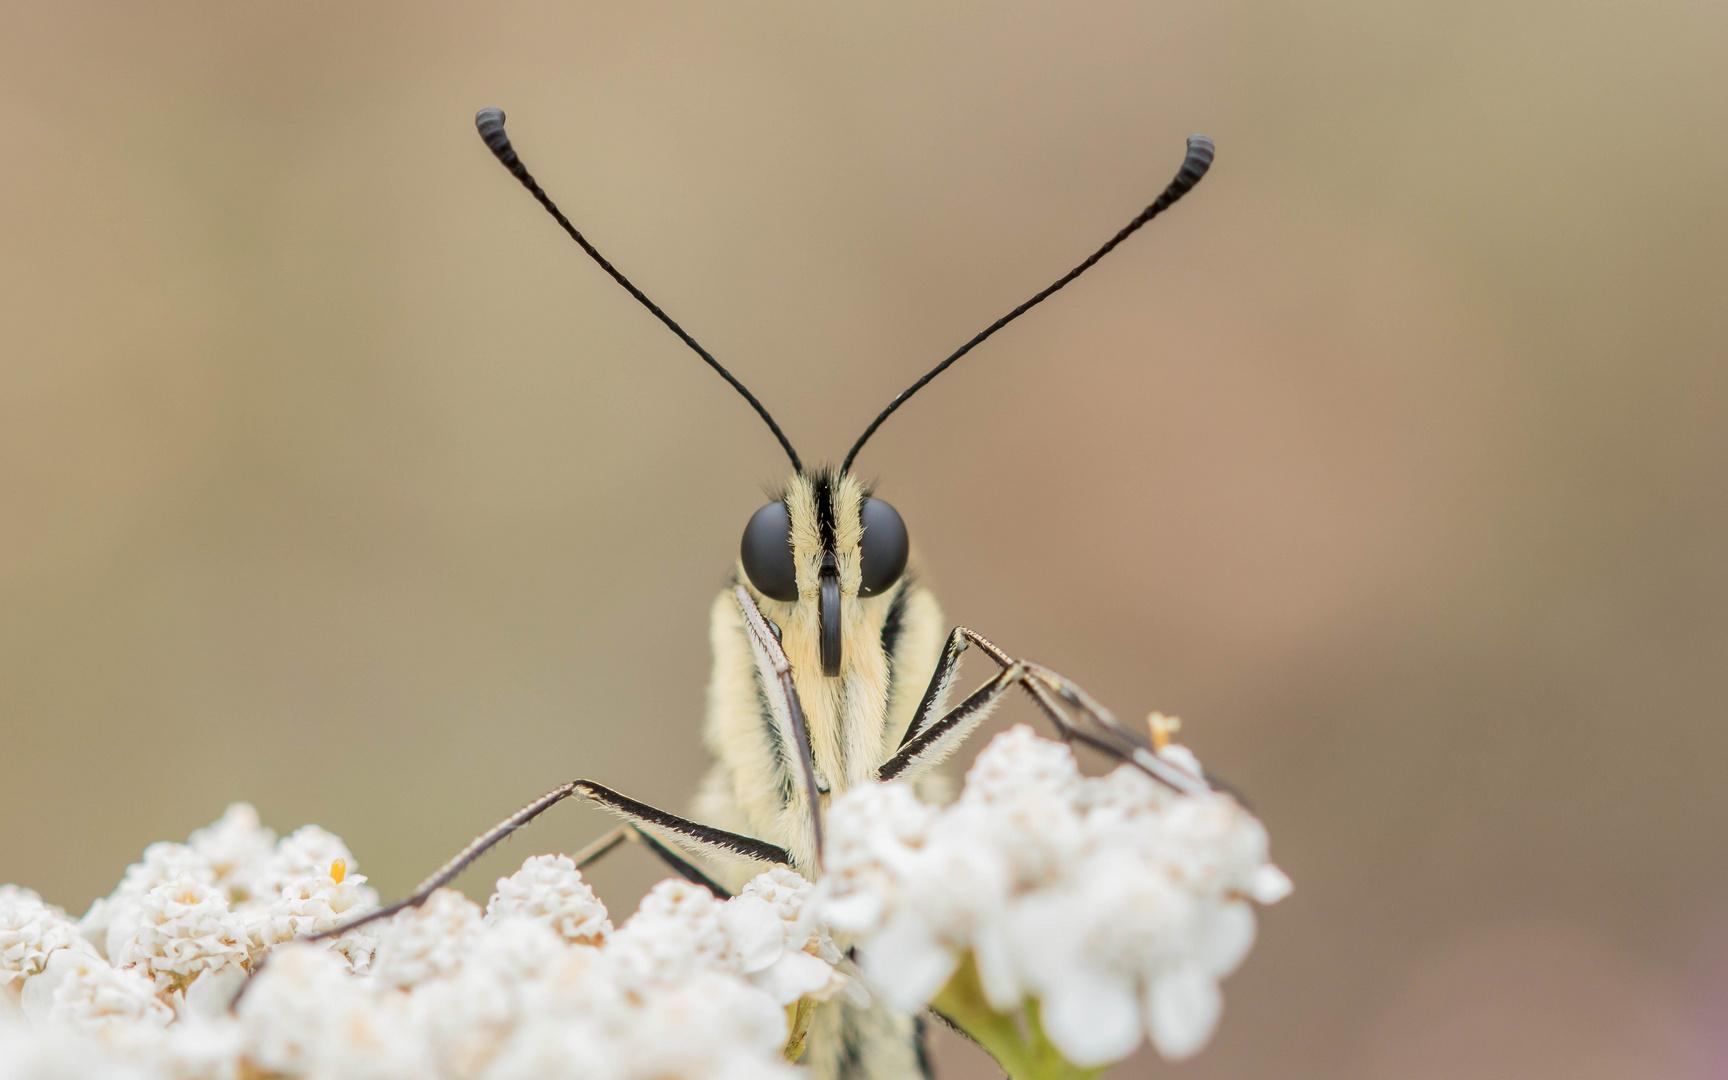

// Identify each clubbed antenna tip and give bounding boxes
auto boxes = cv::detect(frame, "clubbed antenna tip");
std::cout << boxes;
[472,107,804,473]
[475,108,520,174]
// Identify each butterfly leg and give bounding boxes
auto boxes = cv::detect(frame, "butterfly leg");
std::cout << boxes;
[880,626,1209,793]
[569,822,736,897]
[732,585,828,869]
[319,780,785,942]
[573,779,789,876]
[230,782,775,1011]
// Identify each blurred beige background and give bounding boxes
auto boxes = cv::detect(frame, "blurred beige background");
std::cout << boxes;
[3,1,1726,1076]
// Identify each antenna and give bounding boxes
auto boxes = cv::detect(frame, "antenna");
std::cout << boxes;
[475,108,804,473]
[842,134,1215,475]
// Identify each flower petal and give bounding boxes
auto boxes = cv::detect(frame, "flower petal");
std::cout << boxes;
[1249,864,1293,904]
[1195,900,1256,978]
[821,892,885,933]
[181,960,248,1019]
[1038,968,1143,1067]
[970,925,1020,1012]
[717,895,784,974]
[859,918,959,1012]
[1148,965,1222,1060]
[750,950,835,1005]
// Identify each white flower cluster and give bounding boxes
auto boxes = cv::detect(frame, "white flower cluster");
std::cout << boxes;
[1,819,848,1080]
[814,725,1292,1067]
[3,805,379,1036]
[3,731,1288,1077]
[235,871,833,1080]
[484,854,612,946]
[1,886,93,991]
[69,804,382,996]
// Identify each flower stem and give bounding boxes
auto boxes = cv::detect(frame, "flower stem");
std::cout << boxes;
[930,955,1105,1080]
[784,997,817,1062]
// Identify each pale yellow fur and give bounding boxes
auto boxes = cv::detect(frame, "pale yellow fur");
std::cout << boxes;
[693,471,949,1080]
[695,471,948,882]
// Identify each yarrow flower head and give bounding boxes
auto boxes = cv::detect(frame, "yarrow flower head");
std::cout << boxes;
[484,854,612,946]
[61,804,384,1009]
[256,826,358,902]
[257,859,381,973]
[80,839,219,966]
[0,729,1286,1080]
[18,948,173,1033]
[1,886,95,992]
[814,724,1291,1069]
[734,867,853,1005]
[110,873,250,996]
[371,887,486,989]
[0,812,839,1080]
[187,802,278,905]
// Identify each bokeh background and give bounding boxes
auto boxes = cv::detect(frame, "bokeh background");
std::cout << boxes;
[3,1,1726,1077]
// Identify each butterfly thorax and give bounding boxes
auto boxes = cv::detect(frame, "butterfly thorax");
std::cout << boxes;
[694,469,946,883]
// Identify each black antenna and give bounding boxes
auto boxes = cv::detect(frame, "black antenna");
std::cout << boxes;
[841,134,1216,475]
[475,108,803,473]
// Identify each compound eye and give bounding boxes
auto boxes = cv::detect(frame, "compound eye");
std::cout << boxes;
[741,501,799,602]
[858,498,909,597]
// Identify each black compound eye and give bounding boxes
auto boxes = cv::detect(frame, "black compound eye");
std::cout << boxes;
[858,498,909,597]
[741,501,799,602]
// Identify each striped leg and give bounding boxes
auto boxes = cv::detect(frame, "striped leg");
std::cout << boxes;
[231,781,786,1010]
[881,627,1211,794]
[307,781,786,945]
[732,585,826,869]
[574,780,790,872]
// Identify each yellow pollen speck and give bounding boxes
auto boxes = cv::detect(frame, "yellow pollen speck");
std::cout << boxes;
[330,859,346,884]
[1148,712,1181,751]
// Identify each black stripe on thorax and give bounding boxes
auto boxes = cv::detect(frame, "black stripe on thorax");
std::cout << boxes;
[813,469,837,552]
[880,574,913,657]
[879,574,913,706]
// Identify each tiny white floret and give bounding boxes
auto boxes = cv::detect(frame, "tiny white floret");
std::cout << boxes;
[485,854,612,946]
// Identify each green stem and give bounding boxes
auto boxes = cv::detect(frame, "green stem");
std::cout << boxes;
[930,955,1105,1080]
